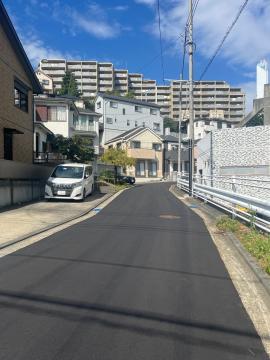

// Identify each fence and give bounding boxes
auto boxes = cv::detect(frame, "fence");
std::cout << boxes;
[177,173,270,233]
[0,179,45,209]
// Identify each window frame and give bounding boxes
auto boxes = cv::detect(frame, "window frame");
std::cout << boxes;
[106,117,113,124]
[14,78,29,113]
[135,105,142,113]
[110,101,118,109]
[153,122,160,131]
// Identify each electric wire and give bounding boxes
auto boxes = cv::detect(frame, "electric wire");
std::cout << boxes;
[157,0,165,84]
[199,0,249,80]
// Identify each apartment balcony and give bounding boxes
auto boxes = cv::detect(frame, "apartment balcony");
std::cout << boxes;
[81,65,97,70]
[99,67,113,72]
[68,64,82,70]
[82,85,97,91]
[73,122,97,135]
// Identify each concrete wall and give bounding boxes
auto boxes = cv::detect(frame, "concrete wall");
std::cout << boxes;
[0,23,34,163]
[0,159,54,179]
[196,126,270,200]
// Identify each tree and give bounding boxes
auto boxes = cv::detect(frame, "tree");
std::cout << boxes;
[101,148,135,181]
[52,135,94,162]
[83,99,95,111]
[59,71,80,97]
[164,117,179,133]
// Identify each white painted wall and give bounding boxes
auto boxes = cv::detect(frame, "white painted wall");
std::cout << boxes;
[95,96,164,145]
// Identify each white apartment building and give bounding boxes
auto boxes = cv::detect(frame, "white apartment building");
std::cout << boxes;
[257,59,269,99]
[171,80,245,123]
[39,59,245,123]
[95,93,163,146]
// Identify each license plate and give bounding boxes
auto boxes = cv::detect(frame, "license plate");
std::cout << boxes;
[57,190,66,195]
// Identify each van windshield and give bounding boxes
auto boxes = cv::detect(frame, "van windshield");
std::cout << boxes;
[51,166,84,179]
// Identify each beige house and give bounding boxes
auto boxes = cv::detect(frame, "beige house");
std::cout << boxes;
[35,69,54,94]
[0,1,42,164]
[105,127,164,179]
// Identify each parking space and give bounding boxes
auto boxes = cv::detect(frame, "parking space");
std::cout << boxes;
[0,190,112,248]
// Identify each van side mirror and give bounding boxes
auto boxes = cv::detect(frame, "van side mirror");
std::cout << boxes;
[84,174,89,179]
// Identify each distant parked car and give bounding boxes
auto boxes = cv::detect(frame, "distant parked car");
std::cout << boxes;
[45,163,94,201]
[116,175,136,185]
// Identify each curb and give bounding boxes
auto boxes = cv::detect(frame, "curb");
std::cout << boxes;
[0,190,121,250]
[169,184,270,297]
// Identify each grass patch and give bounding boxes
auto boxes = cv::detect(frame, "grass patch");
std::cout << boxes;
[112,183,131,191]
[217,216,270,275]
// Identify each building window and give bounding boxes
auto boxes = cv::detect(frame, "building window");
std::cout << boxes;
[42,80,50,85]
[14,80,28,112]
[123,108,126,115]
[116,142,121,149]
[136,161,145,177]
[135,105,142,112]
[48,106,66,121]
[108,145,113,149]
[127,120,130,126]
[131,141,141,149]
[150,108,157,115]
[135,120,138,127]
[106,117,113,124]
[110,101,118,108]
[217,122,222,129]
[96,101,101,109]
[205,120,210,125]
[142,122,145,127]
[148,161,157,177]
[195,122,198,127]
[227,123,232,128]
[153,123,160,131]
[152,143,161,151]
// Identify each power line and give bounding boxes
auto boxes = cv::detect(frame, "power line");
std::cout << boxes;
[156,0,165,84]
[199,0,249,80]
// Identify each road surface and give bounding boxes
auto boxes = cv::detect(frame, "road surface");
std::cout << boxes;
[0,183,268,359]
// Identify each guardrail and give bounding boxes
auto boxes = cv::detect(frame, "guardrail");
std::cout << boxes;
[177,174,270,233]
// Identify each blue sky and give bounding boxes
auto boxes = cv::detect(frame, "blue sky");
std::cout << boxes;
[4,0,270,111]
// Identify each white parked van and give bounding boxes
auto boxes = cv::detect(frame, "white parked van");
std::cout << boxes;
[45,163,94,201]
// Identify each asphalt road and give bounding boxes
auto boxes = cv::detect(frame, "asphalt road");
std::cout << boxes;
[0,183,268,359]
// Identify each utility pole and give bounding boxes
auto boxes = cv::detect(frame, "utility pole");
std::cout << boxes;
[188,0,194,196]
[178,78,182,174]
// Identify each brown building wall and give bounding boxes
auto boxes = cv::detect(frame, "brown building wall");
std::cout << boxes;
[0,24,34,163]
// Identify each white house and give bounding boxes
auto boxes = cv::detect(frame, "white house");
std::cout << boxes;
[95,93,164,146]
[183,117,238,142]
[34,95,101,159]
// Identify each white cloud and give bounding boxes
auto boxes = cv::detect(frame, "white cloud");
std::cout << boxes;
[134,0,156,5]
[143,0,270,69]
[52,2,127,39]
[21,35,68,67]
[114,5,129,11]
[71,12,121,38]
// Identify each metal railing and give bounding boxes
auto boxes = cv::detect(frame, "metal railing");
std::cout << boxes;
[34,152,67,164]
[177,173,270,233]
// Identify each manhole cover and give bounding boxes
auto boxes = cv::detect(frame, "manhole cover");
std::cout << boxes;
[159,215,181,219]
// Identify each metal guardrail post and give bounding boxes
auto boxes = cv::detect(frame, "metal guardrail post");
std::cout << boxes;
[232,176,236,219]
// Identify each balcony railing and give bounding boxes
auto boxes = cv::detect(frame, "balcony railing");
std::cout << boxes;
[34,152,67,164]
